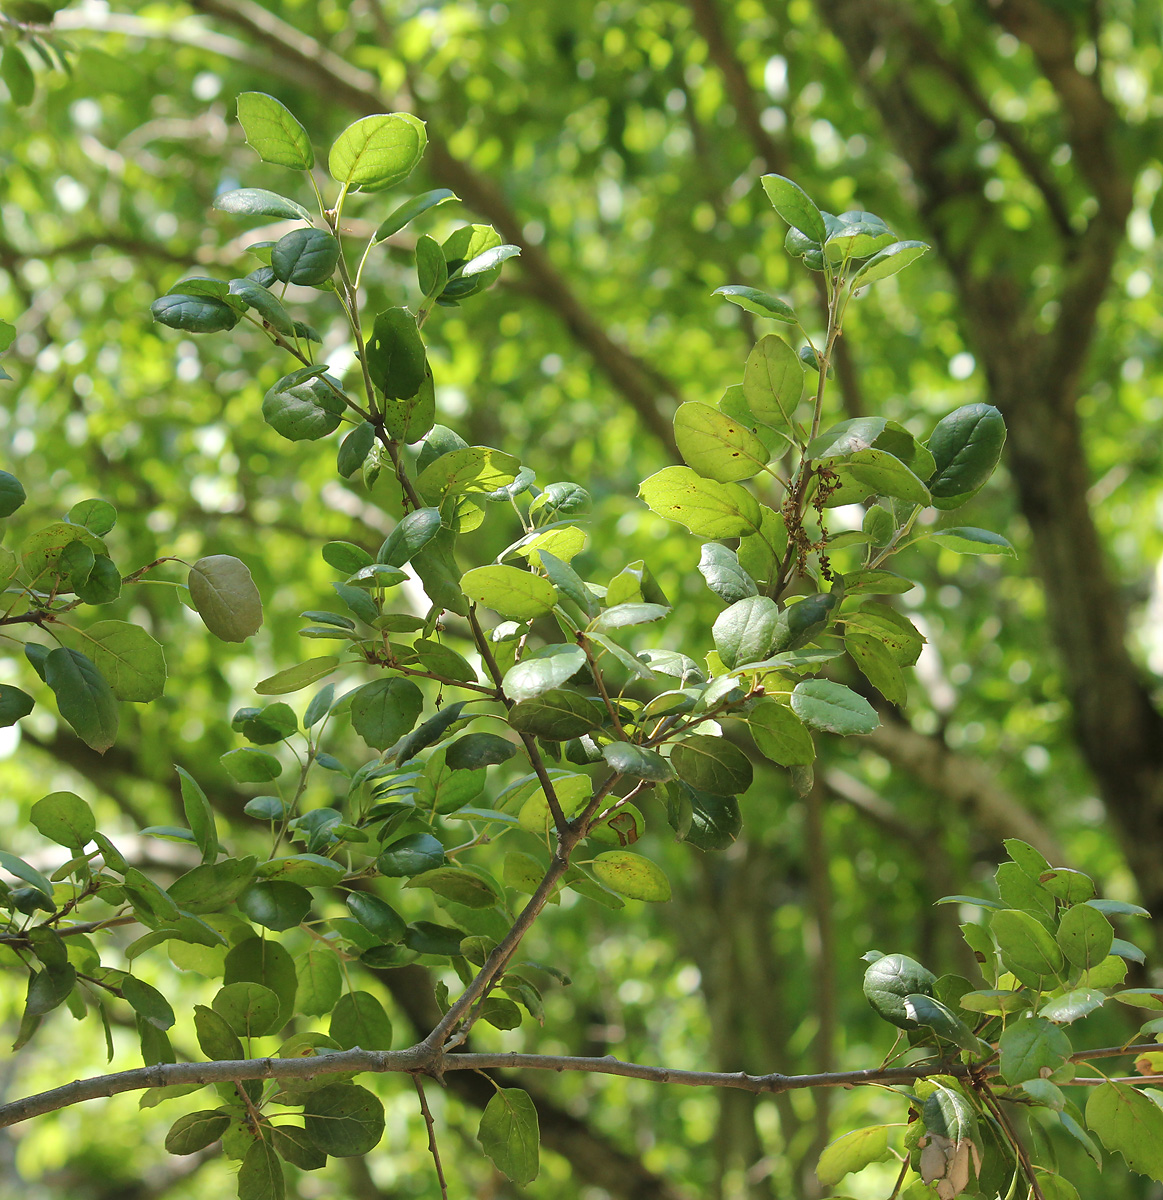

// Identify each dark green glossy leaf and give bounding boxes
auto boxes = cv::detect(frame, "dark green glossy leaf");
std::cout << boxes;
[44,647,118,753]
[377,832,445,877]
[270,227,339,286]
[214,187,313,222]
[713,285,796,323]
[670,734,751,795]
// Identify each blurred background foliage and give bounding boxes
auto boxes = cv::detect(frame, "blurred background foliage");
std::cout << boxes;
[0,0,1161,1197]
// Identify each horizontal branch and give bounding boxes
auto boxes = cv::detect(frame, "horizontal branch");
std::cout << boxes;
[3,1040,1158,1130]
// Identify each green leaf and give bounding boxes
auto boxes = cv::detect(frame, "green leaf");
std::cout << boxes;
[237,881,312,932]
[850,240,930,287]
[1086,1082,1163,1181]
[1,44,34,107]
[67,498,117,535]
[0,852,53,901]
[349,677,424,750]
[304,1083,386,1156]
[1087,898,1150,918]
[408,866,501,908]
[1110,988,1163,1010]
[824,210,896,260]
[674,402,768,483]
[461,565,557,621]
[238,1138,285,1200]
[845,632,907,705]
[194,1003,245,1061]
[816,1125,891,1187]
[336,421,375,477]
[377,832,445,877]
[713,285,797,323]
[742,333,803,432]
[377,507,442,567]
[223,937,298,1028]
[822,448,930,507]
[366,307,427,400]
[1039,988,1106,1024]
[862,953,936,1029]
[228,278,295,335]
[374,188,458,241]
[760,174,827,243]
[150,293,240,333]
[412,637,476,683]
[236,92,314,169]
[712,595,779,668]
[601,742,673,782]
[842,604,923,666]
[591,852,671,901]
[998,1016,1071,1083]
[479,1087,540,1185]
[639,467,761,538]
[0,684,34,728]
[328,113,427,189]
[698,543,758,605]
[457,242,521,278]
[670,735,751,795]
[446,733,516,770]
[30,791,95,850]
[416,233,448,298]
[509,689,602,740]
[503,644,586,701]
[263,372,345,441]
[415,446,521,499]
[902,993,985,1052]
[329,991,393,1051]
[270,228,340,287]
[212,982,282,1038]
[748,700,815,766]
[839,569,913,596]
[44,647,118,753]
[0,470,26,517]
[671,785,741,850]
[221,748,283,783]
[927,404,1006,498]
[164,1110,231,1155]
[1057,903,1113,972]
[80,620,166,703]
[1039,868,1096,904]
[255,656,339,695]
[930,527,1016,556]
[188,555,263,643]
[790,680,878,736]
[346,893,407,944]
[991,908,1065,977]
[122,975,175,1031]
[806,416,888,460]
[214,187,313,222]
[922,1085,978,1144]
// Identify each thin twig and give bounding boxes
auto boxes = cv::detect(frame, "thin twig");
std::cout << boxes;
[465,605,569,833]
[412,1073,449,1200]
[977,1082,1045,1200]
